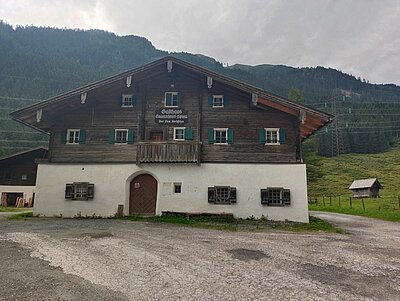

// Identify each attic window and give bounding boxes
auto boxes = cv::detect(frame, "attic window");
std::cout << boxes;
[122,94,133,107]
[165,92,179,107]
[212,95,224,107]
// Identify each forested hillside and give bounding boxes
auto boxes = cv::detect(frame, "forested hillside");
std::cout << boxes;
[1,21,399,157]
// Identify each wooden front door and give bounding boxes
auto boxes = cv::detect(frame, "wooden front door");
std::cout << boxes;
[129,174,157,215]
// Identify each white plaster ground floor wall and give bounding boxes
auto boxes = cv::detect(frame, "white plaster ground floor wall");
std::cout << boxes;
[34,163,309,222]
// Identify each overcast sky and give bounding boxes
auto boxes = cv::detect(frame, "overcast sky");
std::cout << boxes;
[1,0,399,85]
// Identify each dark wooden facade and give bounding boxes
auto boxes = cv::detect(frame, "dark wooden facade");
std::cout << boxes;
[0,147,48,186]
[11,57,332,164]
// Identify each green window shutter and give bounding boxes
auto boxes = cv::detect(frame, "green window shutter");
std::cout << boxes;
[176,92,181,106]
[79,129,86,144]
[60,130,67,144]
[259,129,266,144]
[109,129,115,144]
[279,128,286,144]
[227,128,234,144]
[132,95,137,106]
[127,129,134,144]
[208,129,215,144]
[184,128,193,140]
[208,95,213,106]
[223,95,228,106]
[165,93,171,105]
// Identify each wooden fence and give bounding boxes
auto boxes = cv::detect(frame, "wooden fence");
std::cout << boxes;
[308,194,400,211]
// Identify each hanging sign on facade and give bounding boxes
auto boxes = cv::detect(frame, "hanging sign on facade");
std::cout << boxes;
[155,108,189,124]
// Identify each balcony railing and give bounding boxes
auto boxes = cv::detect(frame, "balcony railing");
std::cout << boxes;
[136,141,201,165]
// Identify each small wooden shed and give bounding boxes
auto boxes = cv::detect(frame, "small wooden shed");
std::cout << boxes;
[349,178,382,198]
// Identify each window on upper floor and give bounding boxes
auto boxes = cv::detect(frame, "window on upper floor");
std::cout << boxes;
[67,129,80,144]
[259,128,286,145]
[115,129,128,144]
[208,186,237,204]
[208,94,228,107]
[174,127,185,140]
[62,129,86,145]
[173,127,193,141]
[261,188,291,206]
[121,94,135,107]
[109,129,134,144]
[212,95,224,107]
[208,128,234,144]
[165,92,179,107]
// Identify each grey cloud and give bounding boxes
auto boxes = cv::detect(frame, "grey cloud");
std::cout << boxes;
[1,0,399,84]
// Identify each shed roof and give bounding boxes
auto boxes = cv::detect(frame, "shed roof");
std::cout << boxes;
[349,178,382,190]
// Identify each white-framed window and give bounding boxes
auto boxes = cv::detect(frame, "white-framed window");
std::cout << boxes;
[122,94,133,107]
[212,95,224,108]
[67,129,80,144]
[174,183,182,194]
[261,188,291,206]
[265,128,280,145]
[174,127,185,140]
[165,92,179,107]
[115,129,128,144]
[214,128,228,144]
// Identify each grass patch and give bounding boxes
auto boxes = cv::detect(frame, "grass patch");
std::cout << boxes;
[305,142,400,222]
[309,197,400,222]
[0,207,33,213]
[122,214,342,233]
[7,211,33,220]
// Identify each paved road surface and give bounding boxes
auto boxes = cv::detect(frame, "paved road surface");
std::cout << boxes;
[0,213,399,300]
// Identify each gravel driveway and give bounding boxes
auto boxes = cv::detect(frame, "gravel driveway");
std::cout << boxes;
[0,213,399,301]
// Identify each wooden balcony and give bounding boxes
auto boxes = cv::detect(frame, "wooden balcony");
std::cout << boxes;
[136,141,201,165]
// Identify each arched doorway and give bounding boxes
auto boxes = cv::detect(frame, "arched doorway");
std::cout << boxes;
[129,174,157,215]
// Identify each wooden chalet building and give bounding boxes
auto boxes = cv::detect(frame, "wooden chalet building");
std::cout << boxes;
[0,147,48,207]
[10,57,331,222]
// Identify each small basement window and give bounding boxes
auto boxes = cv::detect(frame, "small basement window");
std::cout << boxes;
[261,188,291,206]
[208,186,237,204]
[67,129,80,144]
[165,92,179,107]
[174,183,182,194]
[65,182,94,200]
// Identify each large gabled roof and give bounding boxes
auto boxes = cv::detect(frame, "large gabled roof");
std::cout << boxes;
[10,56,333,139]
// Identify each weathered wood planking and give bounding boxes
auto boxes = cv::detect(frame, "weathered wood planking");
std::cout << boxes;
[48,66,300,163]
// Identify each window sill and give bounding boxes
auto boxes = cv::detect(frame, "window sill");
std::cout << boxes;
[121,105,134,108]
[214,143,229,145]
[265,143,280,146]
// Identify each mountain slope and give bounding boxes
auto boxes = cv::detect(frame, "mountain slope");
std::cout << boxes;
[0,21,399,156]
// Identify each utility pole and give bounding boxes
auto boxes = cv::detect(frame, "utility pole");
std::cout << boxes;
[331,96,345,157]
